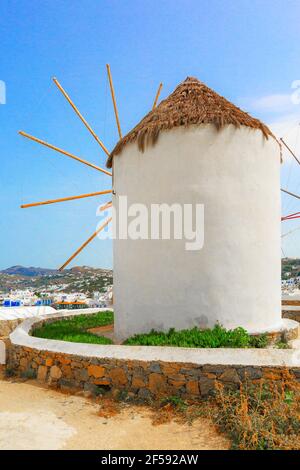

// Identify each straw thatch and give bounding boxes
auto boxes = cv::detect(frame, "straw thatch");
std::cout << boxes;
[107,76,276,168]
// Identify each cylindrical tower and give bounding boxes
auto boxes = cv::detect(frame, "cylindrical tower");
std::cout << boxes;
[107,77,282,340]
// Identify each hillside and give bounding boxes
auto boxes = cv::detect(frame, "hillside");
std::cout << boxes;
[0,266,113,295]
[1,266,59,276]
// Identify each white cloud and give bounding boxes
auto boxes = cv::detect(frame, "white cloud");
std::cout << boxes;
[239,80,300,116]
[239,93,297,115]
[251,94,293,113]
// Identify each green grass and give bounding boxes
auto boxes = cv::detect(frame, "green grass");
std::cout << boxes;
[32,313,269,349]
[32,310,114,345]
[124,324,268,348]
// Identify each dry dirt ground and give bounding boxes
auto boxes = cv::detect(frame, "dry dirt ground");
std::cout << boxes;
[0,378,229,450]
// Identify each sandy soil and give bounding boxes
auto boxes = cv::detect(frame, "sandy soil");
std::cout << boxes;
[0,379,229,450]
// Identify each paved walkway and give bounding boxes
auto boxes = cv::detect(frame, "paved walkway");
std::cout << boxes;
[0,379,229,450]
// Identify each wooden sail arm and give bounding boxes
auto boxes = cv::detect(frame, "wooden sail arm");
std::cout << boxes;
[59,217,112,271]
[99,200,112,212]
[106,64,122,139]
[21,190,112,209]
[53,77,110,157]
[19,131,112,176]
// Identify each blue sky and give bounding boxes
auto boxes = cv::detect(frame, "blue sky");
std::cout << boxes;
[0,0,300,269]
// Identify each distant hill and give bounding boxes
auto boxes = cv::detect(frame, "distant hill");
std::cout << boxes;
[1,265,59,276]
[0,265,113,294]
[0,265,113,277]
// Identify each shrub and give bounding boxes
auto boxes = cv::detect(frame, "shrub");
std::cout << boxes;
[208,378,300,450]
[249,334,268,348]
[124,324,268,348]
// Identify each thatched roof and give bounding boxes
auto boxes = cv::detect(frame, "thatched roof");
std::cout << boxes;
[106,76,276,168]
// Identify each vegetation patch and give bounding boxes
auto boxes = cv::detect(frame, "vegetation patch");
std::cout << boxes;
[32,315,270,348]
[204,377,300,450]
[32,311,114,345]
[145,377,300,450]
[124,324,268,348]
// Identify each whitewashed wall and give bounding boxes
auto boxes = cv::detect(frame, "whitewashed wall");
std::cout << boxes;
[113,124,282,340]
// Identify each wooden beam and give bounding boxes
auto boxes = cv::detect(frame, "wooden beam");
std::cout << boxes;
[280,138,300,166]
[21,190,112,209]
[53,77,110,157]
[99,200,112,212]
[106,64,122,139]
[59,217,112,271]
[19,131,112,176]
[281,188,300,201]
[152,82,163,110]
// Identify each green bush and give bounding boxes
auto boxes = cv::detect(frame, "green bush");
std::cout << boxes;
[248,333,268,348]
[32,310,114,345]
[124,324,268,348]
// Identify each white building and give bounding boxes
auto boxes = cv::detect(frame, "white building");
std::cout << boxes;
[107,77,282,340]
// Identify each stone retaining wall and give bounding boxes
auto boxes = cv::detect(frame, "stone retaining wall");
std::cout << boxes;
[7,343,300,399]
[283,310,300,323]
[5,313,300,400]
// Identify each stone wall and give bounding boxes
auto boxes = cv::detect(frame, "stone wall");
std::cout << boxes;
[0,319,22,337]
[5,312,300,400]
[283,310,300,323]
[7,343,300,400]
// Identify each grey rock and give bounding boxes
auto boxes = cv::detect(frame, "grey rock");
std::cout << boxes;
[219,368,240,384]
[74,368,89,382]
[149,362,161,373]
[199,377,215,396]
[238,367,263,380]
[179,368,202,377]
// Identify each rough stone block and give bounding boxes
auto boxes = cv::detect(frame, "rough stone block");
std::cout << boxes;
[19,357,28,369]
[186,380,200,395]
[87,364,105,378]
[50,365,62,380]
[74,368,89,382]
[199,376,215,396]
[37,365,48,382]
[131,375,146,389]
[149,362,162,373]
[59,378,78,390]
[109,367,128,386]
[202,365,226,375]
[219,368,240,384]
[138,388,152,401]
[148,373,167,395]
[238,367,263,380]
[45,357,53,367]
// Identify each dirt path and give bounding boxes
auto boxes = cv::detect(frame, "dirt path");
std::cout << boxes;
[0,379,229,450]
